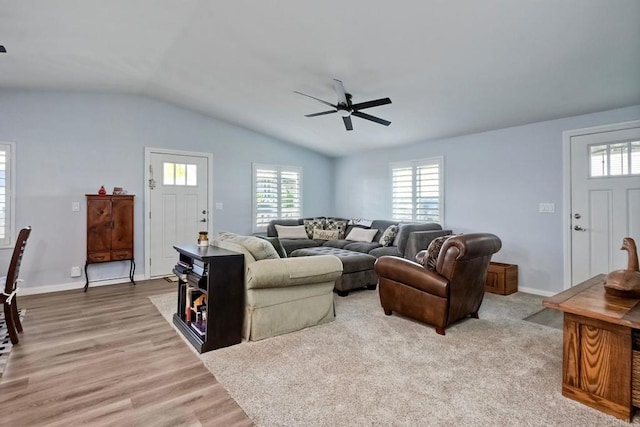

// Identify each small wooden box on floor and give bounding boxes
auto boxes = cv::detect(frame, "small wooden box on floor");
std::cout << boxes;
[484,262,518,295]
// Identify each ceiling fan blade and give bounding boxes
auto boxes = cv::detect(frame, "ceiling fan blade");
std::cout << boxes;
[351,97,392,110]
[294,91,337,108]
[352,111,391,126]
[333,79,348,106]
[305,110,337,117]
[343,115,354,131]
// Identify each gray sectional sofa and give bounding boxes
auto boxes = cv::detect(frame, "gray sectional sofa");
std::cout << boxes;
[267,217,451,261]
[266,217,452,296]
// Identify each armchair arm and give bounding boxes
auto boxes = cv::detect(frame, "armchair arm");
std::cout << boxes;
[374,256,449,298]
[246,255,342,290]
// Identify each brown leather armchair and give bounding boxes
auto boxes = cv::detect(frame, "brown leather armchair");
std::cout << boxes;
[374,233,502,335]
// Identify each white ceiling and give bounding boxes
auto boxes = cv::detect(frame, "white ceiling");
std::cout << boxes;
[1,1,639,156]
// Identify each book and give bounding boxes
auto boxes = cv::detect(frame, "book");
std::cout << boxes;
[190,319,206,336]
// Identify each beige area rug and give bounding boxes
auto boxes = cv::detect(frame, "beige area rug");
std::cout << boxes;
[150,291,633,426]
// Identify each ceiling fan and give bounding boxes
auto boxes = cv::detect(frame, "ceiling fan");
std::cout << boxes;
[294,79,391,131]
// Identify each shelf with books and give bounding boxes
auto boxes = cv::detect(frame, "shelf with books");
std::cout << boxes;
[172,244,244,353]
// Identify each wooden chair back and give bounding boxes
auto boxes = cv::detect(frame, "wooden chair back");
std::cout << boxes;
[4,226,32,295]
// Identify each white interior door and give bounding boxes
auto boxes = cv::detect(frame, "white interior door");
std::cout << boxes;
[570,125,640,285]
[148,151,210,277]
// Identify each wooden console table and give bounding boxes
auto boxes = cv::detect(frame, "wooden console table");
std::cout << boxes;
[543,274,640,421]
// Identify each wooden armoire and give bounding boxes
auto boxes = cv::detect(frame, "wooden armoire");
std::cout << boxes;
[85,194,135,291]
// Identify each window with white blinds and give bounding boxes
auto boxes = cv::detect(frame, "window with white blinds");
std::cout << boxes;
[0,142,15,247]
[253,163,302,233]
[391,157,443,223]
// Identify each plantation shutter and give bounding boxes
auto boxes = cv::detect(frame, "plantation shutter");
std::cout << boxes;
[391,157,442,224]
[0,143,13,247]
[253,164,302,232]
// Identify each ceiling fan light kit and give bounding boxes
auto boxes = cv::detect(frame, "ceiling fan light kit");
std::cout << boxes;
[295,79,391,131]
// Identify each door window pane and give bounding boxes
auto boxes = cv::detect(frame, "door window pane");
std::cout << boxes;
[163,162,174,185]
[632,142,640,174]
[163,162,197,186]
[589,141,639,177]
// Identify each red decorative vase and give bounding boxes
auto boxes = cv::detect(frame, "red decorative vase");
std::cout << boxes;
[98,186,107,196]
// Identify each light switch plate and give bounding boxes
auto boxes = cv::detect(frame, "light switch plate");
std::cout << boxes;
[539,202,555,213]
[72,202,80,212]
[215,202,223,210]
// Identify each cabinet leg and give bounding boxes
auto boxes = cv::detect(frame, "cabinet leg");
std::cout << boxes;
[84,261,89,292]
[130,259,136,285]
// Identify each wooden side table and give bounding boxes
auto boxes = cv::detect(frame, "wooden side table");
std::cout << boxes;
[543,275,640,421]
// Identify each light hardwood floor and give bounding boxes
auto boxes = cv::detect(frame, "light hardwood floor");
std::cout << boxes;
[0,279,253,426]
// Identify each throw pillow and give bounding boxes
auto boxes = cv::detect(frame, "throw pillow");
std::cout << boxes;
[421,235,453,271]
[303,217,326,238]
[325,219,348,239]
[275,224,308,239]
[217,232,279,261]
[258,235,287,258]
[345,227,378,243]
[313,228,340,240]
[379,224,399,247]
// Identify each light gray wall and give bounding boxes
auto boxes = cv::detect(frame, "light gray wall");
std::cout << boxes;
[0,89,335,290]
[334,105,640,295]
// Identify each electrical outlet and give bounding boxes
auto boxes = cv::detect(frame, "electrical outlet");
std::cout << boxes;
[70,266,82,277]
[72,202,80,212]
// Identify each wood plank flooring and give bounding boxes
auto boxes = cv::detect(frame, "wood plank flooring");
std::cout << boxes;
[0,279,253,427]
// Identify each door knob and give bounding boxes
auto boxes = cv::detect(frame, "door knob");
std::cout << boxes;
[574,225,587,231]
[200,218,207,222]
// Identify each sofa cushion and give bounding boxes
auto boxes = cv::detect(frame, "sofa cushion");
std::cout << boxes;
[344,241,382,253]
[321,239,352,249]
[345,227,378,242]
[379,224,399,247]
[279,238,320,255]
[217,232,280,261]
[258,236,287,258]
[275,224,308,239]
[214,239,257,264]
[368,245,402,258]
[246,255,343,290]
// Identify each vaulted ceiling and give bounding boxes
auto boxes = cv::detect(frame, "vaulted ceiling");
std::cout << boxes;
[1,1,639,156]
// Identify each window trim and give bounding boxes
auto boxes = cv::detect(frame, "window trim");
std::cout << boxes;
[390,156,444,224]
[252,163,303,233]
[0,141,16,248]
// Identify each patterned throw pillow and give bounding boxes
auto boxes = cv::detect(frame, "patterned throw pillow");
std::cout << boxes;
[303,218,326,238]
[421,235,453,271]
[313,228,340,240]
[325,219,348,239]
[379,224,399,247]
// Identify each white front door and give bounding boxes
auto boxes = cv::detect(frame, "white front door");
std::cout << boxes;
[570,124,640,285]
[147,150,210,277]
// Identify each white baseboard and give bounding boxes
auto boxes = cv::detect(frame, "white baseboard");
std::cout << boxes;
[517,286,556,297]
[20,274,146,296]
